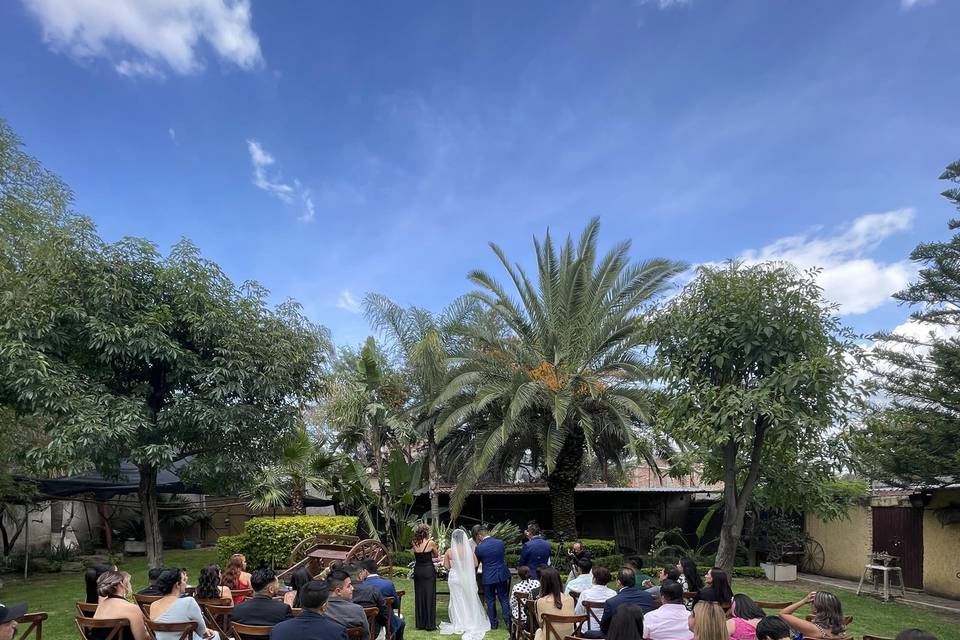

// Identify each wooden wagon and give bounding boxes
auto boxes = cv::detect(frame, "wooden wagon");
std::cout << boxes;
[276,534,392,581]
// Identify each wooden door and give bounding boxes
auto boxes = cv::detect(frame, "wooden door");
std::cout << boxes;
[872,507,923,589]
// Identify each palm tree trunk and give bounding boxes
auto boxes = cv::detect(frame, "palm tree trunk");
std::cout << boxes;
[428,426,440,523]
[291,478,305,515]
[546,425,586,540]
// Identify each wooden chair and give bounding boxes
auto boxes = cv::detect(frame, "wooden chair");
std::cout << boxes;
[231,622,274,639]
[74,616,129,640]
[862,636,892,640]
[510,592,530,640]
[133,593,162,616]
[75,602,98,618]
[755,601,792,610]
[683,591,698,600]
[231,588,255,600]
[524,600,539,635]
[580,601,605,633]
[383,597,396,640]
[14,612,47,640]
[364,606,379,635]
[568,590,581,602]
[144,619,197,640]
[540,613,588,640]
[200,601,233,638]
[347,627,365,640]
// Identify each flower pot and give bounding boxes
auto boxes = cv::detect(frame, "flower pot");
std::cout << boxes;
[124,540,147,555]
[760,562,797,581]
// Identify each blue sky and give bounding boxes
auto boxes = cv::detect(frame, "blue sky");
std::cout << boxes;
[1,0,957,349]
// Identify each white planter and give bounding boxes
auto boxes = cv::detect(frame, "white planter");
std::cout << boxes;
[124,540,147,555]
[760,562,797,581]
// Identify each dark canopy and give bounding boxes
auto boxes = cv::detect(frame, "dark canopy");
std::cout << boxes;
[29,459,198,500]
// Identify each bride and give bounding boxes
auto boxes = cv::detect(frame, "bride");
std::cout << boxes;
[439,529,491,640]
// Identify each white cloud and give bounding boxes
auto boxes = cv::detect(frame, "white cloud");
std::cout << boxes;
[901,0,935,9]
[22,0,262,77]
[337,290,362,314]
[246,139,314,222]
[168,127,177,143]
[738,209,916,315]
[638,0,691,8]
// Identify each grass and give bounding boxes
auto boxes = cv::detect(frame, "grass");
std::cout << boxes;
[1,548,957,640]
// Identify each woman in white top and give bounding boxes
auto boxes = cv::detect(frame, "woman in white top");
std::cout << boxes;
[149,568,216,640]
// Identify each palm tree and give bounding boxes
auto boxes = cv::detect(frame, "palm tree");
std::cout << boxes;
[436,218,684,538]
[362,294,481,523]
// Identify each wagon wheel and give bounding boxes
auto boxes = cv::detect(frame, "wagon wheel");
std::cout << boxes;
[799,537,825,574]
[346,539,391,574]
[288,536,321,567]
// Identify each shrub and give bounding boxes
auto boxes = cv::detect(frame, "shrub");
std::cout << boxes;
[577,539,617,557]
[216,515,358,567]
[392,550,414,567]
[696,565,767,579]
[591,554,625,575]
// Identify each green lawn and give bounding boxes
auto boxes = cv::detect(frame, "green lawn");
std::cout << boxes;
[1,548,957,640]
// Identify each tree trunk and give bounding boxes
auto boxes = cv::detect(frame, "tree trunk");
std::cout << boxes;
[291,478,305,515]
[546,425,586,540]
[715,420,767,573]
[138,464,164,569]
[428,426,440,524]
[0,505,28,557]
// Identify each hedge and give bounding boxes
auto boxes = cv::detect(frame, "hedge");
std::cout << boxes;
[216,515,359,567]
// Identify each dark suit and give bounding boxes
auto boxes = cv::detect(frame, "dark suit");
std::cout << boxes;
[591,587,657,637]
[352,581,390,635]
[272,609,349,640]
[361,575,405,640]
[518,536,552,578]
[325,597,371,640]
[475,536,511,628]
[231,594,294,626]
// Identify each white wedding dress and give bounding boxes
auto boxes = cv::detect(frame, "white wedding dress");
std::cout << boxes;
[440,529,491,640]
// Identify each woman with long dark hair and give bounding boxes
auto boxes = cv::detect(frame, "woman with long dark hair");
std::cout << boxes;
[195,564,232,603]
[534,566,575,640]
[149,568,212,640]
[283,566,313,608]
[411,523,438,631]
[694,568,732,607]
[755,617,791,640]
[726,594,764,639]
[85,562,116,604]
[607,604,644,640]
[779,591,847,639]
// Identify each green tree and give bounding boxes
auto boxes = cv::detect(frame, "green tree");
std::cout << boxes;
[0,121,329,567]
[363,293,481,523]
[855,160,960,488]
[651,262,859,572]
[437,219,684,537]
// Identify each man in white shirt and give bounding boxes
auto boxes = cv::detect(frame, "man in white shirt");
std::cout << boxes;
[573,566,617,632]
[642,581,693,640]
[564,558,594,594]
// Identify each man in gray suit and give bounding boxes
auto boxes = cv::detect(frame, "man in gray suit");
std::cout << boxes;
[325,569,371,640]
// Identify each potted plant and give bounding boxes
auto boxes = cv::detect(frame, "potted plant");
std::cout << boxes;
[759,513,803,581]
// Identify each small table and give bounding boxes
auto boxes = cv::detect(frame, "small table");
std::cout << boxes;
[856,552,905,601]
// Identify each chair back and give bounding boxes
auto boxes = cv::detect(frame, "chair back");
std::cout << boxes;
[75,602,98,618]
[683,591,698,600]
[74,616,129,640]
[144,619,197,640]
[568,590,580,602]
[364,606,379,633]
[232,588,255,599]
[540,613,587,640]
[15,612,48,640]
[347,627,365,640]
[581,601,605,631]
[201,601,233,638]
[231,622,274,639]
[755,601,791,610]
[133,593,162,616]
[862,636,892,640]
[383,597,395,640]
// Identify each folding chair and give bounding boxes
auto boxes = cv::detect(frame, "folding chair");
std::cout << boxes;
[74,616,129,640]
[384,597,396,640]
[232,622,274,639]
[133,593,162,616]
[14,612,47,640]
[231,588,255,600]
[862,636,892,640]
[755,601,792,610]
[364,605,379,637]
[75,603,98,618]
[200,601,232,638]
[348,627,366,640]
[540,613,588,640]
[580,601,605,634]
[144,619,197,640]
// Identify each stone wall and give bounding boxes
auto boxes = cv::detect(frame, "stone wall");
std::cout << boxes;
[805,505,872,581]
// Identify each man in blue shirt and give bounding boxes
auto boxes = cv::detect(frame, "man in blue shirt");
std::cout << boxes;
[272,580,348,640]
[517,523,551,579]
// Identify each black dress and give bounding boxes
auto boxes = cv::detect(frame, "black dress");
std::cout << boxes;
[412,550,437,630]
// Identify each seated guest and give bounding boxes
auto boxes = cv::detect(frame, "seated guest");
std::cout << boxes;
[779,592,846,639]
[754,617,791,640]
[325,569,371,640]
[534,567,576,640]
[625,557,653,587]
[693,569,732,608]
[565,558,595,595]
[347,563,389,635]
[195,565,232,603]
[138,568,165,596]
[608,604,645,640]
[272,580,348,640]
[149,568,214,640]
[586,567,656,638]
[645,566,682,597]
[575,565,616,632]
[641,580,692,640]
[284,567,314,608]
[221,553,252,604]
[85,562,116,604]
[93,571,149,640]
[689,602,729,640]
[231,568,293,626]
[726,594,764,640]
[359,558,405,640]
[895,631,937,640]
[677,559,703,610]
[0,602,28,640]
[511,566,541,625]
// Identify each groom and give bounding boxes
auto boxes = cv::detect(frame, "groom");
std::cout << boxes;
[474,525,511,629]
